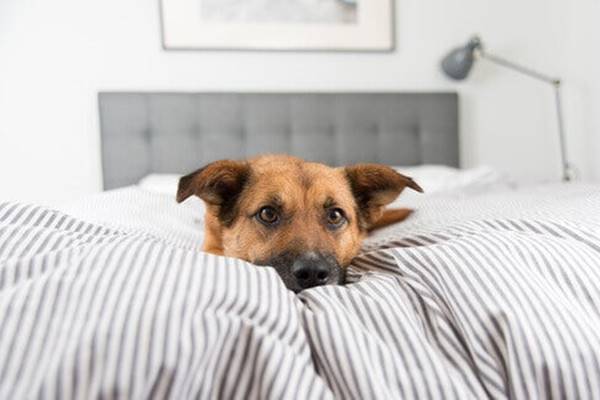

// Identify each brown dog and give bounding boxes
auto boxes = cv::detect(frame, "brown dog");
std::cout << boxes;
[177,154,422,292]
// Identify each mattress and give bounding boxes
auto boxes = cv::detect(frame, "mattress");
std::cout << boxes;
[1,181,600,399]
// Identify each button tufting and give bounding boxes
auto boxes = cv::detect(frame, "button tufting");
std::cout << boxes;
[368,123,378,135]
[142,128,152,141]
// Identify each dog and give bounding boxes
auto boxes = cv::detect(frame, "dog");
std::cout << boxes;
[177,154,422,292]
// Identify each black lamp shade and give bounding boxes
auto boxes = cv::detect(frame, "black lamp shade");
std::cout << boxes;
[441,37,482,80]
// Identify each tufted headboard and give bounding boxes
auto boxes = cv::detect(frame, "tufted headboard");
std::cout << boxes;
[98,92,459,190]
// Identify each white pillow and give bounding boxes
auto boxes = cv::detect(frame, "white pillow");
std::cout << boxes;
[393,165,512,195]
[138,174,181,196]
[137,166,511,197]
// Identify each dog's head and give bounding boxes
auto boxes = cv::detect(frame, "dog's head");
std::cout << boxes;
[177,155,422,292]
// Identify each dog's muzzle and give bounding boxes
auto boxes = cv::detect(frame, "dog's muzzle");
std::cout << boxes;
[291,252,335,290]
[259,251,344,293]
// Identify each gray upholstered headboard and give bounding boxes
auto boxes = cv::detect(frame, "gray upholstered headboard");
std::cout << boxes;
[98,92,459,190]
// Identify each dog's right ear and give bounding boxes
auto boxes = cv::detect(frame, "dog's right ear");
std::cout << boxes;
[176,160,250,206]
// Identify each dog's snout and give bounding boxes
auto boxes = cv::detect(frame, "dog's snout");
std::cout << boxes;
[259,250,343,292]
[292,253,331,289]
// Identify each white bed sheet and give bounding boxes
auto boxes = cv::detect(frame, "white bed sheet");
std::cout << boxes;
[2,179,600,399]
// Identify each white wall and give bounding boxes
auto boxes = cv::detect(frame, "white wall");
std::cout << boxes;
[563,0,600,182]
[0,0,596,205]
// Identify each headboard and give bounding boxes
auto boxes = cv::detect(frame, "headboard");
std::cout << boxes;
[98,92,459,190]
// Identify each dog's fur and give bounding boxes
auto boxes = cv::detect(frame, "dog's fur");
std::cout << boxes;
[177,154,422,291]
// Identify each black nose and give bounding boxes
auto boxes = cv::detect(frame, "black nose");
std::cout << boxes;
[291,253,332,289]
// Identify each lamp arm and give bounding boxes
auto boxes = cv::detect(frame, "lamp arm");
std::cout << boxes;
[479,50,573,181]
[479,51,559,85]
[553,84,573,181]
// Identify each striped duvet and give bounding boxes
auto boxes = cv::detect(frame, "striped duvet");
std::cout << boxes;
[1,183,600,399]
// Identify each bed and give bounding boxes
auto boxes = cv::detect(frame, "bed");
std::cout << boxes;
[1,93,600,399]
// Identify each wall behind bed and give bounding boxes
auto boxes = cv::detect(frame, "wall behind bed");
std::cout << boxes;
[0,0,598,204]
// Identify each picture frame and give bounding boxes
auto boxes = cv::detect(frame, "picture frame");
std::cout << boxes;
[160,0,394,51]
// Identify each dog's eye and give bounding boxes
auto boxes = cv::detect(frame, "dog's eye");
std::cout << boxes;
[256,206,279,225]
[326,208,346,228]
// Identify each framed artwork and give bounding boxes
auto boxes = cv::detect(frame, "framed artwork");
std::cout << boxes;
[160,0,394,51]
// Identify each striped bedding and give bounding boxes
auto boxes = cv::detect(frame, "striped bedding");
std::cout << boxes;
[1,183,600,399]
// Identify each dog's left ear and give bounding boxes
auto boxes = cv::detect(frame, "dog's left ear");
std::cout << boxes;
[176,160,250,206]
[344,164,423,229]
